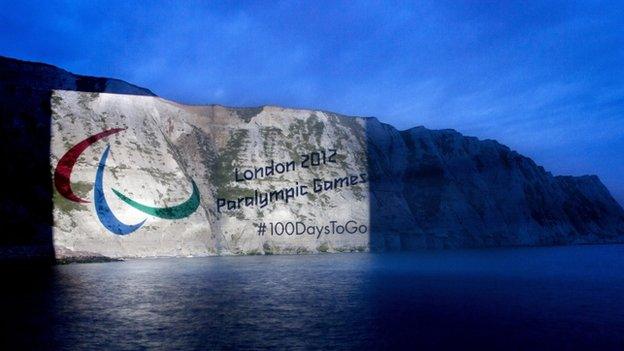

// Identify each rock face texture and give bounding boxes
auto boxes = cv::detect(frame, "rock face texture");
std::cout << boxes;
[2,56,624,260]
[368,127,624,249]
[50,92,371,257]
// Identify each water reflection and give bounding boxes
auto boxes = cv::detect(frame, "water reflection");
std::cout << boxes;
[4,246,624,349]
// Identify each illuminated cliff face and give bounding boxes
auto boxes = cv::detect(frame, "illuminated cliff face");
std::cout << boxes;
[50,90,624,259]
[50,91,371,257]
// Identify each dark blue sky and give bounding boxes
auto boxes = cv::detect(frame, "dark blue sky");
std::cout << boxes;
[2,1,623,203]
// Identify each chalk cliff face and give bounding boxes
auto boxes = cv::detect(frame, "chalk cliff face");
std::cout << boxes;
[50,92,371,257]
[2,56,624,260]
[368,127,624,249]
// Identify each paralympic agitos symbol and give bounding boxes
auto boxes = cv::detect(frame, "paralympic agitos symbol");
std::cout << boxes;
[54,128,200,235]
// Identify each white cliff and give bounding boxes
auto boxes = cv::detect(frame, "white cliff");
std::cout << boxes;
[1,56,623,260]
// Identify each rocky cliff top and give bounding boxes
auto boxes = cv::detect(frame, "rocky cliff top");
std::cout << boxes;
[0,56,155,96]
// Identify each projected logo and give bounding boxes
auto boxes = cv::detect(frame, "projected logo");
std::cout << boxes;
[53,128,200,235]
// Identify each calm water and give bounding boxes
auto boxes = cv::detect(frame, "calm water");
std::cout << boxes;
[4,245,624,350]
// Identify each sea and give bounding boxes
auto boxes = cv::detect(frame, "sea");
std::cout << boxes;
[3,245,624,350]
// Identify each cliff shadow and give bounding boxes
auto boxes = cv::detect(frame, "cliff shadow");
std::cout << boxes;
[363,118,410,251]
